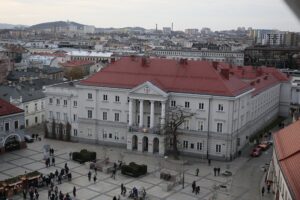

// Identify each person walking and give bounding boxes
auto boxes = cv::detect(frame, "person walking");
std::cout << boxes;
[69,152,72,160]
[94,166,97,175]
[73,186,76,197]
[196,186,200,195]
[217,168,220,176]
[93,174,97,183]
[88,171,91,182]
[23,189,27,199]
[262,186,265,196]
[208,159,211,166]
[196,168,199,176]
[192,181,196,193]
[213,168,217,176]
[120,183,124,195]
[113,196,117,200]
[52,157,55,166]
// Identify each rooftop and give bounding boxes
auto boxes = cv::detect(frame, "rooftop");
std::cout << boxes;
[67,50,113,58]
[81,57,252,96]
[60,60,95,68]
[0,98,24,117]
[273,120,300,200]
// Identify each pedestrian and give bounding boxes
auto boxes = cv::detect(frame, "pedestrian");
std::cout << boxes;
[217,168,220,176]
[23,189,27,199]
[192,181,196,193]
[34,190,39,200]
[55,170,59,177]
[196,186,200,195]
[213,168,216,176]
[208,159,211,166]
[93,174,97,183]
[267,183,271,193]
[196,168,199,176]
[55,186,58,197]
[121,183,124,194]
[111,169,116,179]
[123,186,127,196]
[88,171,91,182]
[113,196,117,200]
[52,157,55,166]
[262,186,265,196]
[73,186,76,197]
[94,166,97,175]
[59,191,63,200]
[69,152,72,160]
[48,189,51,199]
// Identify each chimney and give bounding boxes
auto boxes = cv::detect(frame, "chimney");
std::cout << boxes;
[221,69,230,80]
[141,57,148,67]
[212,61,218,70]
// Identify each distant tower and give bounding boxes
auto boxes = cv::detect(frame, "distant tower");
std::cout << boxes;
[156,24,158,31]
[172,22,174,31]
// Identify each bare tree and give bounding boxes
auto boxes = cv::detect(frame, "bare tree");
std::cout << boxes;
[165,106,194,158]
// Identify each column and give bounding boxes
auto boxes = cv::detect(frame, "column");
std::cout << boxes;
[150,100,155,128]
[161,101,166,126]
[129,98,133,126]
[139,99,144,127]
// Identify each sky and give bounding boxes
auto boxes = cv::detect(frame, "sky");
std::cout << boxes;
[0,0,299,31]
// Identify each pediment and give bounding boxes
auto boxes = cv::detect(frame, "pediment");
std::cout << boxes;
[129,81,168,97]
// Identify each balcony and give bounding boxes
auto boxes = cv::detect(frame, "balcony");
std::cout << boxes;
[128,125,165,135]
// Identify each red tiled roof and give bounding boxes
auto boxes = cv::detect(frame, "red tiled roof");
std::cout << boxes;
[229,66,289,96]
[60,60,95,68]
[0,98,24,117]
[80,57,253,96]
[273,121,300,200]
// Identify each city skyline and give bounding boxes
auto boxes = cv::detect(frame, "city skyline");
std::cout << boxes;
[0,0,299,32]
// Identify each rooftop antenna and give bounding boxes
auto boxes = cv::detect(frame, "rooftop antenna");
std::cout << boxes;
[156,24,158,31]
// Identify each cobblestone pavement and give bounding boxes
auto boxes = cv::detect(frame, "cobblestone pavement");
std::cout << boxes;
[0,137,253,200]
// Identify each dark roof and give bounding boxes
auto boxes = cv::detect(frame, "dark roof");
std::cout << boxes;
[0,98,23,117]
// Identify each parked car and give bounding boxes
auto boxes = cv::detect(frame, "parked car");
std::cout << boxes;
[24,135,34,143]
[251,147,262,157]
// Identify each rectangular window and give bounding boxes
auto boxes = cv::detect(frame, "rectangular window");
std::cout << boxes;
[183,141,188,149]
[190,143,194,149]
[87,110,93,119]
[103,131,107,139]
[103,94,108,101]
[64,100,67,106]
[115,113,120,122]
[5,122,9,131]
[35,116,38,123]
[14,121,19,129]
[184,120,189,130]
[197,142,202,150]
[56,99,60,105]
[87,129,92,136]
[88,93,92,99]
[73,129,77,137]
[73,101,77,107]
[199,103,204,110]
[198,120,204,131]
[64,113,68,121]
[217,122,223,133]
[115,96,120,102]
[49,111,53,119]
[216,144,221,153]
[56,112,60,120]
[171,100,176,107]
[218,104,224,111]
[25,105,28,113]
[185,101,190,108]
[35,103,38,111]
[73,114,77,121]
[49,98,53,104]
[109,133,112,138]
[103,112,107,120]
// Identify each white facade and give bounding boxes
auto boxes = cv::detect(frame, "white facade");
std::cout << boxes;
[10,96,46,128]
[45,77,290,160]
[151,49,245,66]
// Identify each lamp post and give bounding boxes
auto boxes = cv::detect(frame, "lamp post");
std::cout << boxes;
[182,161,185,189]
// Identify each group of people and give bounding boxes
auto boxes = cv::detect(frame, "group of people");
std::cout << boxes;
[191,181,200,195]
[87,170,97,183]
[22,186,39,200]
[213,167,221,176]
[261,181,272,196]
[31,134,41,141]
[128,186,146,199]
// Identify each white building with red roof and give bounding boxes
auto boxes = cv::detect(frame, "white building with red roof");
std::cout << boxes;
[45,57,291,160]
[268,120,300,200]
[0,98,26,153]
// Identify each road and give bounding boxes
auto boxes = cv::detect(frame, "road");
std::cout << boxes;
[230,146,273,200]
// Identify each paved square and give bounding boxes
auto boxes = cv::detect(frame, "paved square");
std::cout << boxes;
[0,137,252,200]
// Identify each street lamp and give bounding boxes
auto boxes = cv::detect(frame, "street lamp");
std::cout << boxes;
[182,160,185,189]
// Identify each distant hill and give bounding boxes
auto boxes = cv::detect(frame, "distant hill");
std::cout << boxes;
[0,23,28,29]
[96,27,146,33]
[30,21,85,30]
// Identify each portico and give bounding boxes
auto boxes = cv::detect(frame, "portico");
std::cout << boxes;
[127,81,168,155]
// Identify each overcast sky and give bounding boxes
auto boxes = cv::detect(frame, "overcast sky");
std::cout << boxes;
[0,0,299,31]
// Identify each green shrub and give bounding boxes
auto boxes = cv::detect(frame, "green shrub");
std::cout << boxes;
[72,150,96,163]
[121,162,147,177]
